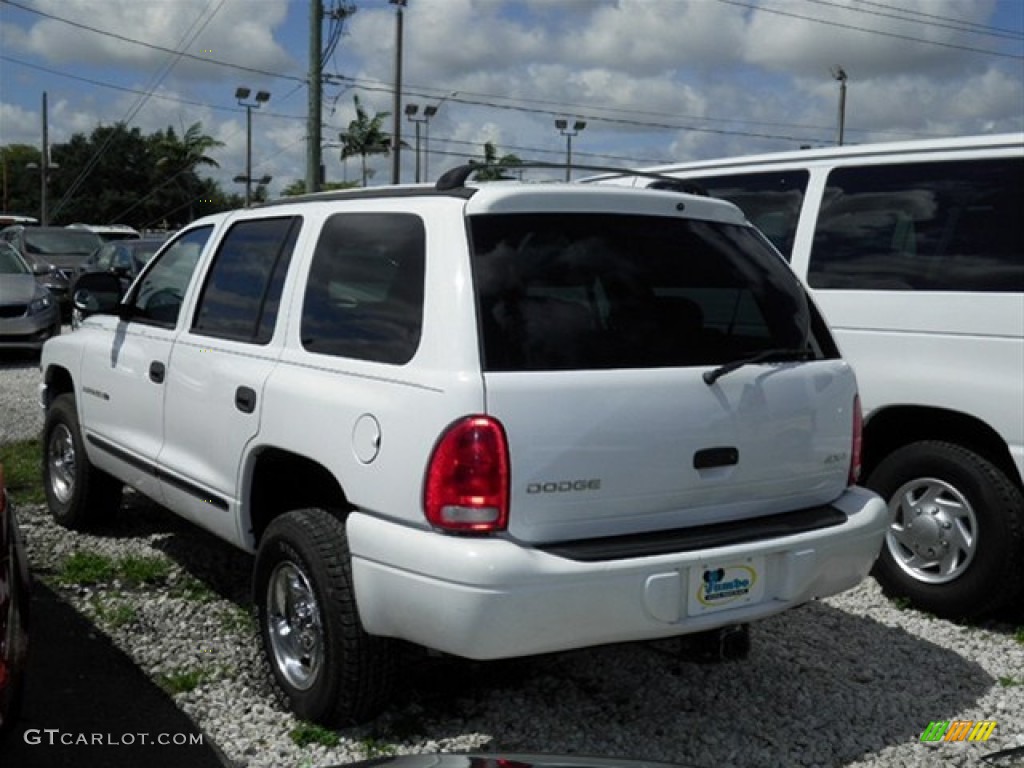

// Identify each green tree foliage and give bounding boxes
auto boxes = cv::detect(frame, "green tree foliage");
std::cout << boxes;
[279,179,360,196]
[1,144,42,216]
[338,95,392,187]
[469,142,522,181]
[2,121,231,230]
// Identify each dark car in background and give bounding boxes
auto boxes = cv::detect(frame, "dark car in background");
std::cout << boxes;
[0,226,102,315]
[70,238,164,329]
[0,463,31,737]
[0,243,61,351]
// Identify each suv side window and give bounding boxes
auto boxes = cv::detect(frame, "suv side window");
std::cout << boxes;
[809,158,1024,291]
[300,213,425,365]
[192,217,301,344]
[94,244,115,271]
[129,226,213,327]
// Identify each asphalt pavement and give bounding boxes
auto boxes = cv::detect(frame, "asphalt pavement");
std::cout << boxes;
[0,582,229,768]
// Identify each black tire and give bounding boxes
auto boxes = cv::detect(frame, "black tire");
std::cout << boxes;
[254,508,395,725]
[42,394,123,530]
[867,440,1024,620]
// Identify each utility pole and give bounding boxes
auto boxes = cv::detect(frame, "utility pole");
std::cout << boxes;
[307,0,323,194]
[40,92,49,226]
[832,66,848,146]
[390,0,407,184]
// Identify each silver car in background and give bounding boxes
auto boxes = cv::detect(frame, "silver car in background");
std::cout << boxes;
[0,243,61,351]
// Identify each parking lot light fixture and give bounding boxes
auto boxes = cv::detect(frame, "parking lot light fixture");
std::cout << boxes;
[235,86,272,206]
[555,119,586,182]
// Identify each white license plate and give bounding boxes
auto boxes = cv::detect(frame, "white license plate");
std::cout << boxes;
[687,557,765,616]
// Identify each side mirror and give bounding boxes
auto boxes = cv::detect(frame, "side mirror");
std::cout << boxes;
[72,271,123,319]
[32,263,51,276]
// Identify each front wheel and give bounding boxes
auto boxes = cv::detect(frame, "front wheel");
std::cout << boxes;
[254,508,394,725]
[42,394,123,530]
[867,440,1024,620]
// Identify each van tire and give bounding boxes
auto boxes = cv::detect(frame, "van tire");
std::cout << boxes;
[43,394,123,530]
[254,508,395,725]
[866,440,1024,620]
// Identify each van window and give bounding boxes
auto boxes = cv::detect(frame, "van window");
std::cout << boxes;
[808,158,1023,292]
[470,213,821,372]
[657,170,809,259]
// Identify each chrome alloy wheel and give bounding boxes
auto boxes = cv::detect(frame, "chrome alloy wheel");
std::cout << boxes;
[47,423,76,504]
[884,476,978,584]
[266,561,324,691]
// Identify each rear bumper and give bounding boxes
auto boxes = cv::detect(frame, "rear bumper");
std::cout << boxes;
[348,486,888,659]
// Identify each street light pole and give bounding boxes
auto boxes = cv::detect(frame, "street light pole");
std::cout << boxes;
[555,119,586,182]
[405,104,438,183]
[235,87,271,206]
[832,66,848,146]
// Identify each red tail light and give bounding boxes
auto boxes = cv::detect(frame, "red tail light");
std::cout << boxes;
[424,416,509,533]
[849,394,863,486]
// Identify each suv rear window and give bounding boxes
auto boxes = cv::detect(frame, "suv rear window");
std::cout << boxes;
[470,213,818,372]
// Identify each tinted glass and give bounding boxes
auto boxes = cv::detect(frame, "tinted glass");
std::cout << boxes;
[0,244,29,274]
[809,158,1023,291]
[653,170,809,259]
[23,229,101,255]
[301,213,425,365]
[470,213,818,372]
[192,217,300,344]
[130,226,213,327]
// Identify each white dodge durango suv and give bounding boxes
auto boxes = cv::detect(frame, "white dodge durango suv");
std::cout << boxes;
[39,167,887,725]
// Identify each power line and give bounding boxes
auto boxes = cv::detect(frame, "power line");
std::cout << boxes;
[51,0,228,218]
[713,0,1024,59]
[0,55,307,124]
[327,76,828,146]
[850,0,1024,38]
[0,0,308,84]
[807,0,1024,41]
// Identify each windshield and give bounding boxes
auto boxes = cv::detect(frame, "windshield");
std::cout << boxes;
[0,244,30,275]
[24,229,102,255]
[470,213,814,372]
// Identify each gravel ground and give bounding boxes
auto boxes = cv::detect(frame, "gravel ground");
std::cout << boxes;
[3,353,1023,768]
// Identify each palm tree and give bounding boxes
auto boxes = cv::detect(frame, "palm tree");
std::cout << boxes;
[470,142,522,181]
[154,122,225,223]
[338,95,392,186]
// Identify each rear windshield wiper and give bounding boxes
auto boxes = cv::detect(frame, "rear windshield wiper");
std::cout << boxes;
[703,347,812,386]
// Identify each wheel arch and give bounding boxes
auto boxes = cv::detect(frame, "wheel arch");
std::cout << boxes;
[862,405,1021,488]
[243,447,351,550]
[41,364,75,409]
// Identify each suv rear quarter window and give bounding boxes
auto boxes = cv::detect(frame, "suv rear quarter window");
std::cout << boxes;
[300,213,425,365]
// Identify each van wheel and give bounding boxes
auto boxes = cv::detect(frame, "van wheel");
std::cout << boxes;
[43,394,123,530]
[866,441,1024,620]
[254,508,394,726]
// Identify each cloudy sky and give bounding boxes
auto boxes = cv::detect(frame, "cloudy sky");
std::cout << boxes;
[1,0,1022,203]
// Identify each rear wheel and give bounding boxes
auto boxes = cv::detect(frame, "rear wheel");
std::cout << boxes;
[867,440,1024,620]
[42,394,122,530]
[254,508,395,725]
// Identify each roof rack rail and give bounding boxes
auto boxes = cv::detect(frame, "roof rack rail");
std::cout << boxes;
[434,162,710,194]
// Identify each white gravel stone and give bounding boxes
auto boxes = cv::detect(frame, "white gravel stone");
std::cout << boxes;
[4,358,1023,768]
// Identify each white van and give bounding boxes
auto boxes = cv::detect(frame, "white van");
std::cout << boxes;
[591,133,1024,619]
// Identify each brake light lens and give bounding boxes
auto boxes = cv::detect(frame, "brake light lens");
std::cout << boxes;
[849,394,863,486]
[424,416,509,533]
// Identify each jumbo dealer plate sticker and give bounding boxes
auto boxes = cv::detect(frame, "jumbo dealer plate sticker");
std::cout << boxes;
[688,557,765,616]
